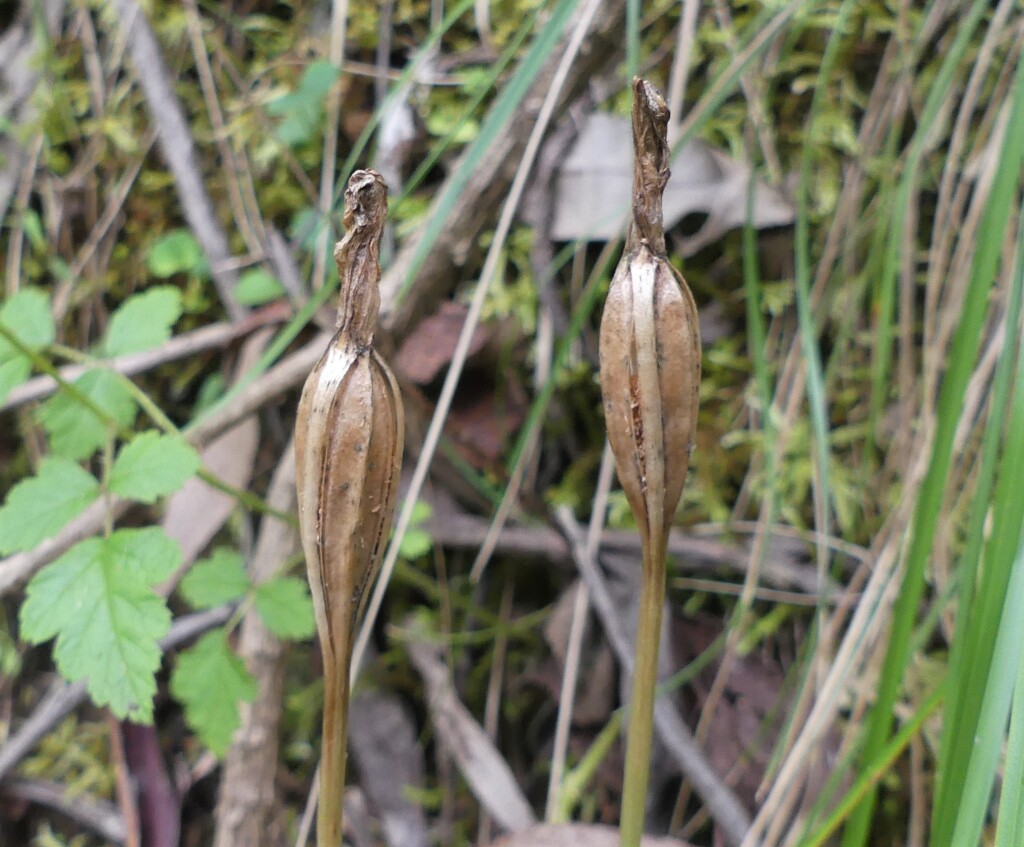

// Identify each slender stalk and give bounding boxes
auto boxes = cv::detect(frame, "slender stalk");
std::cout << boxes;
[621,539,667,847]
[318,629,352,847]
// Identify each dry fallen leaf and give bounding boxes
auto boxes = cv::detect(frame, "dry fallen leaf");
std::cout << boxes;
[551,112,794,253]
[395,301,491,385]
[491,823,694,847]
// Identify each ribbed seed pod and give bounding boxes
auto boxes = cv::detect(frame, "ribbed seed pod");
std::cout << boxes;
[599,79,700,847]
[600,78,700,557]
[295,170,404,847]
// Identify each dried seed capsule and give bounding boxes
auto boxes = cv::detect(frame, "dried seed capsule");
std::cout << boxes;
[599,79,700,847]
[599,78,700,559]
[295,170,404,847]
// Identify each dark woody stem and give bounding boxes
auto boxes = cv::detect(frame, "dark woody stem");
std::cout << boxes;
[627,77,671,257]
[333,169,388,349]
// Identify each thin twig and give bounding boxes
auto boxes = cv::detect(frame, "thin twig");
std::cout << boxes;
[545,442,615,820]
[2,778,126,844]
[213,449,298,847]
[2,305,287,411]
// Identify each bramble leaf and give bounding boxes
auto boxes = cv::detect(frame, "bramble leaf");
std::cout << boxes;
[179,548,249,609]
[0,287,55,351]
[0,458,99,554]
[235,268,285,305]
[104,286,184,357]
[146,230,207,279]
[399,500,434,559]
[254,577,316,641]
[170,629,257,756]
[0,288,56,404]
[109,431,201,503]
[36,369,137,459]
[19,528,180,722]
[0,357,30,408]
[267,60,340,147]
[105,526,182,585]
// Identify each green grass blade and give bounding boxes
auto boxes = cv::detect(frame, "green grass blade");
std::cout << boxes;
[625,0,639,82]
[950,523,1024,846]
[995,594,1024,847]
[846,43,1024,847]
[933,195,1024,840]
[797,682,945,847]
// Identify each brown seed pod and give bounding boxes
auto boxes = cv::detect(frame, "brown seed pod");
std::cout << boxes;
[599,78,700,557]
[294,169,404,847]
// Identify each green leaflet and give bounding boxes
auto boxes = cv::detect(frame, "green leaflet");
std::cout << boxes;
[108,431,201,503]
[180,548,250,609]
[0,288,56,404]
[19,528,181,722]
[170,629,257,757]
[36,369,137,459]
[254,577,316,641]
[0,457,99,554]
[104,285,184,357]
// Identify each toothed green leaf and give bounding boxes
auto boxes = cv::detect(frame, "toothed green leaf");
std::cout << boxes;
[108,431,201,503]
[170,629,257,756]
[0,458,99,555]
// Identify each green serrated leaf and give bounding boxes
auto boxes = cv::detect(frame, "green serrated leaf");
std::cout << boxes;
[254,577,315,641]
[36,369,137,459]
[170,629,257,756]
[0,288,56,352]
[179,548,249,609]
[106,527,183,585]
[0,288,56,404]
[146,230,206,279]
[0,458,99,555]
[0,357,31,406]
[234,268,285,305]
[108,431,200,503]
[267,60,340,147]
[19,530,179,722]
[104,286,184,357]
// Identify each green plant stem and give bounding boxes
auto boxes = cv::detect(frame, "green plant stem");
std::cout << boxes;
[318,627,353,847]
[620,537,666,847]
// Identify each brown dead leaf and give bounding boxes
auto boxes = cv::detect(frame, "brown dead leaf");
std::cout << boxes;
[161,333,267,576]
[491,823,693,847]
[395,301,491,385]
[542,581,615,726]
[551,112,793,253]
